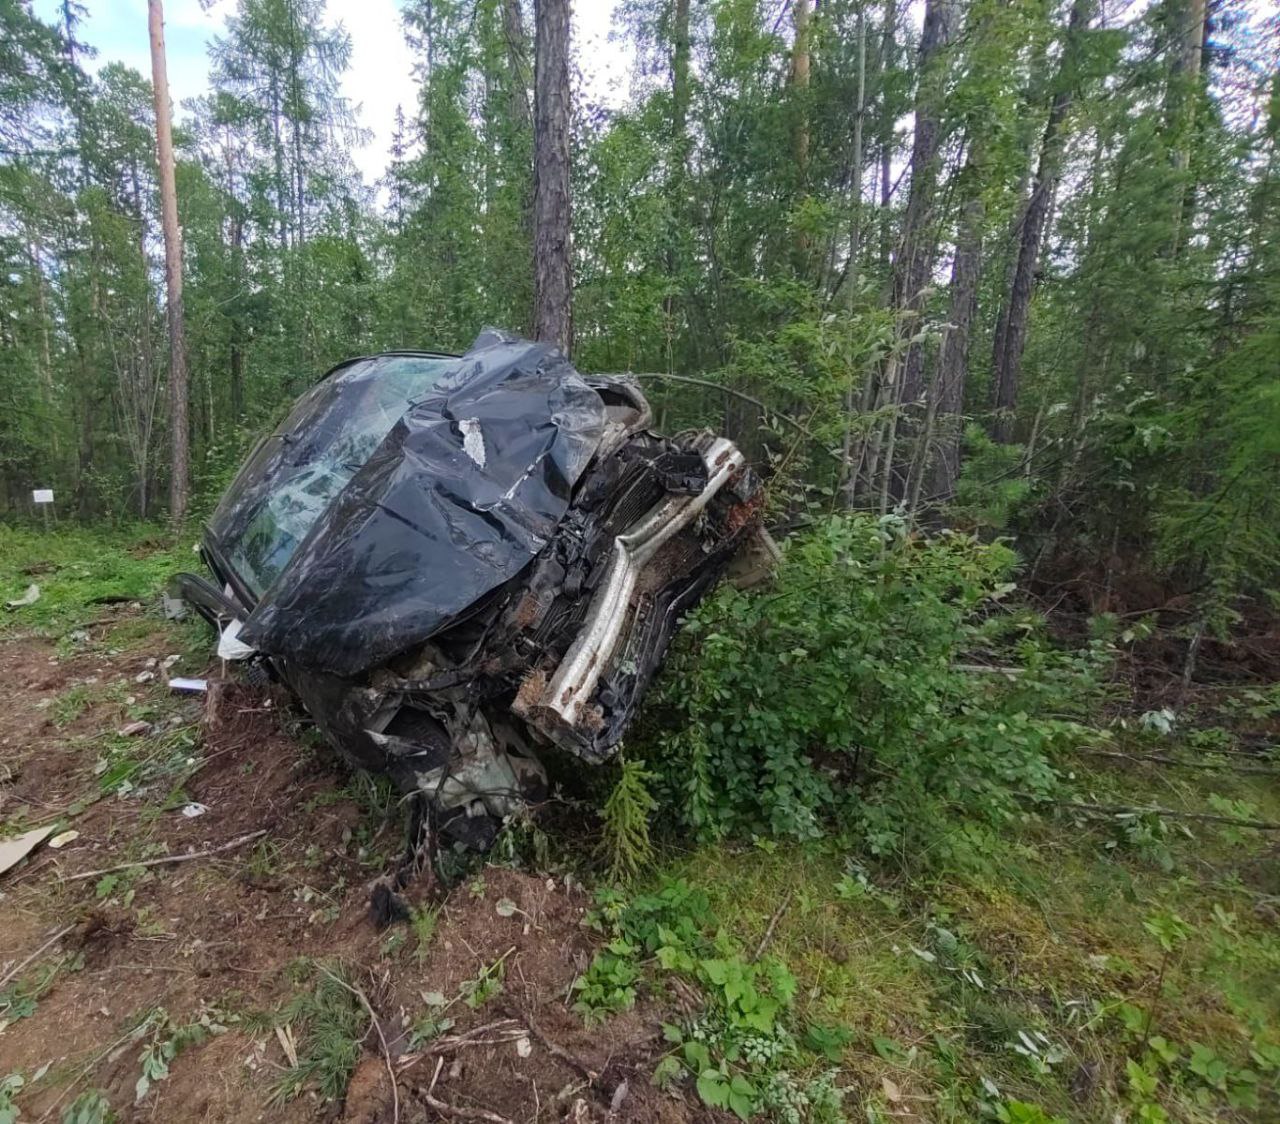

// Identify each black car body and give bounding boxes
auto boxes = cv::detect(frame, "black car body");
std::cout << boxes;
[175,329,765,847]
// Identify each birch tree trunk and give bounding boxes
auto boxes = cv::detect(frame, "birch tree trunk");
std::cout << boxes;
[533,0,572,355]
[148,0,190,526]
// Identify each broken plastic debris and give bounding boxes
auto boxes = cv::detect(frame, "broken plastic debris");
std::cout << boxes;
[0,825,55,876]
[161,591,189,621]
[168,677,208,693]
[48,830,79,849]
[181,803,208,818]
[118,720,151,737]
[6,584,40,609]
[134,670,155,684]
[460,417,486,467]
[160,654,181,670]
[216,619,256,661]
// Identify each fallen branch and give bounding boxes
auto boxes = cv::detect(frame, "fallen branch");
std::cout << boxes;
[1078,747,1280,777]
[953,664,1024,677]
[506,1006,598,1084]
[627,372,841,461]
[1018,794,1280,831]
[752,888,794,962]
[319,966,399,1124]
[0,924,74,990]
[416,1080,514,1124]
[61,830,267,883]
[396,1020,526,1074]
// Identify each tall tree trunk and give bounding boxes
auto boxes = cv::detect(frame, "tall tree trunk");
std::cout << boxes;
[990,0,1091,442]
[502,0,532,129]
[891,0,957,406]
[533,0,572,354]
[664,0,691,356]
[789,0,812,270]
[867,0,956,505]
[148,0,190,526]
[840,3,867,506]
[1168,0,1207,254]
[791,0,812,176]
[916,155,984,509]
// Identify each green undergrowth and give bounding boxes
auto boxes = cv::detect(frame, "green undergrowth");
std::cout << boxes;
[0,524,194,636]
[579,751,1279,1122]
[631,514,1110,862]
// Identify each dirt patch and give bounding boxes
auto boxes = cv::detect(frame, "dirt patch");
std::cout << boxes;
[0,624,706,1122]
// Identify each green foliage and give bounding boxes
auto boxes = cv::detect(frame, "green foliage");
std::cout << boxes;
[599,758,657,883]
[950,426,1032,532]
[269,962,366,1104]
[460,956,506,1010]
[643,515,1098,861]
[134,1011,213,1104]
[0,1074,21,1124]
[60,1091,114,1124]
[576,880,850,1121]
[409,905,438,963]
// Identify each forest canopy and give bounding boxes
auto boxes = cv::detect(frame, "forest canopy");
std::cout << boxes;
[1,0,1278,635]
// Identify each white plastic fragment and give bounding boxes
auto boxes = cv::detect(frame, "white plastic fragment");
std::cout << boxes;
[161,654,181,670]
[460,417,486,468]
[181,803,208,818]
[48,830,79,849]
[168,677,208,693]
[0,825,55,876]
[217,619,256,661]
[6,584,40,608]
[134,670,155,684]
[161,592,188,620]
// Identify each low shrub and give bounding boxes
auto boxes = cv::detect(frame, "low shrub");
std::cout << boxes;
[639,515,1106,861]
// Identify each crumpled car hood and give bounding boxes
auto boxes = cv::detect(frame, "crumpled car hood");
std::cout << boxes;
[229,330,607,677]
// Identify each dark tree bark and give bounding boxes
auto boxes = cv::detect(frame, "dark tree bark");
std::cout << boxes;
[921,162,984,506]
[791,0,812,175]
[533,0,572,355]
[664,0,691,335]
[990,0,1091,442]
[502,0,532,130]
[148,0,189,526]
[891,0,958,406]
[863,0,956,508]
[1168,0,1207,254]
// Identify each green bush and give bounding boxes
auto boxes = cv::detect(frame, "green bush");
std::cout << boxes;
[642,515,1102,860]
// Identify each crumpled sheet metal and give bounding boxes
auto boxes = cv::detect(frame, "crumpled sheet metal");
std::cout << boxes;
[239,330,607,678]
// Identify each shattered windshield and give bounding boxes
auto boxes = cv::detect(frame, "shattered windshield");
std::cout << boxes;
[209,354,456,596]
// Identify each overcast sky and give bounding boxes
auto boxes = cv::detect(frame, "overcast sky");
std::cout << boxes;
[32,0,631,185]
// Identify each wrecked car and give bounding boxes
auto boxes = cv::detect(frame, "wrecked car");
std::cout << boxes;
[174,329,765,848]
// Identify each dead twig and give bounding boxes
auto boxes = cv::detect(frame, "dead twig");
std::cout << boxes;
[60,830,267,883]
[504,1006,597,1084]
[318,966,399,1124]
[752,888,794,962]
[396,1020,527,1075]
[1078,747,1280,777]
[1019,794,1280,831]
[0,924,74,990]
[416,1083,514,1124]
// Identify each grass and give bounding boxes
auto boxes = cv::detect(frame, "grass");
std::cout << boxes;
[260,960,368,1104]
[0,524,194,636]
[4,524,1277,1121]
[644,731,1280,1122]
